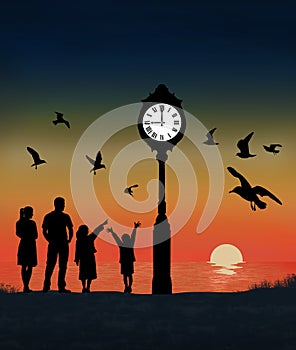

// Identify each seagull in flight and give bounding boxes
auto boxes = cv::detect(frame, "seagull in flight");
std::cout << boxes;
[52,112,70,129]
[263,144,282,155]
[227,166,282,211]
[236,132,256,158]
[124,184,139,196]
[26,147,47,169]
[203,128,219,145]
[86,151,106,175]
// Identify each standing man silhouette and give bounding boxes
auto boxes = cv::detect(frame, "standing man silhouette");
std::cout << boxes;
[42,197,73,293]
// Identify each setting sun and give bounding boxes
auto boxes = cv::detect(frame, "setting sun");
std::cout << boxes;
[210,244,244,268]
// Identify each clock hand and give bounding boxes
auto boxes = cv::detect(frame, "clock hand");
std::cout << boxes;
[151,121,165,124]
[160,109,164,126]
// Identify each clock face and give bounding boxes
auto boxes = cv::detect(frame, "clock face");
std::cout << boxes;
[142,103,182,142]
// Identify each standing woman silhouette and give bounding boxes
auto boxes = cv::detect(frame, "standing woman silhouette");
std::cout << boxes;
[16,206,38,292]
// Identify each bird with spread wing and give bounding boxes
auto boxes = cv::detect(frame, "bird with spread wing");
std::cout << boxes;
[52,112,70,129]
[263,144,282,155]
[86,151,106,175]
[227,166,282,211]
[27,147,47,169]
[235,132,256,158]
[124,184,139,196]
[203,128,219,145]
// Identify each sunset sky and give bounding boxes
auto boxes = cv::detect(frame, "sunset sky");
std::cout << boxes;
[1,1,295,264]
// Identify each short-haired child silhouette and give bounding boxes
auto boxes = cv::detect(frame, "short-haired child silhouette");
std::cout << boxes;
[107,221,141,293]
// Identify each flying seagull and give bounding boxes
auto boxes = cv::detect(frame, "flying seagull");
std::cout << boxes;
[227,166,282,211]
[263,144,282,155]
[236,132,256,158]
[203,128,219,145]
[124,184,139,196]
[52,112,70,129]
[86,151,106,175]
[26,147,47,169]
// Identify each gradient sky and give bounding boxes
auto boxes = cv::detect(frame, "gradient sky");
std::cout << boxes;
[1,0,296,264]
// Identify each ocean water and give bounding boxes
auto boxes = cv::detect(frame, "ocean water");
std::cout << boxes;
[1,261,296,294]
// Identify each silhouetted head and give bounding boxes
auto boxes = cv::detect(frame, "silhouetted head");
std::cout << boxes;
[54,197,65,212]
[20,206,33,219]
[122,233,131,246]
[96,164,106,170]
[229,186,241,195]
[76,225,89,239]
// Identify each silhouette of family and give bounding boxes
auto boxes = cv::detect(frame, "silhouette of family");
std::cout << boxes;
[16,197,140,293]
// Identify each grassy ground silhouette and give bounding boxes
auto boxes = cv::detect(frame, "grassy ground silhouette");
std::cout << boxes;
[249,273,296,290]
[0,283,19,293]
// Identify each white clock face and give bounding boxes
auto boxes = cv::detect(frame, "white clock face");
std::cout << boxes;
[142,103,182,141]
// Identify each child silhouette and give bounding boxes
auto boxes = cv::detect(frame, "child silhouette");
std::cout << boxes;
[75,219,108,292]
[107,221,141,293]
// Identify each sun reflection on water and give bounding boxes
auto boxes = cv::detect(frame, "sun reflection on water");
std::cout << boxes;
[209,261,245,275]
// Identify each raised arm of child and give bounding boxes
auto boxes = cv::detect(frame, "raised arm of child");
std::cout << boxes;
[130,221,141,246]
[93,219,108,236]
[107,227,122,246]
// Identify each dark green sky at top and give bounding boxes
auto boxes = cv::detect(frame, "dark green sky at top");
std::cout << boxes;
[0,0,295,125]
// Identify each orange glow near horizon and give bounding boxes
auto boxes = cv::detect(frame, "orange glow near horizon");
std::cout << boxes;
[1,108,295,265]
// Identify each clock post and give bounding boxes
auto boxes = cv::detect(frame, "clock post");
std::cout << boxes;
[153,148,171,294]
[138,84,186,294]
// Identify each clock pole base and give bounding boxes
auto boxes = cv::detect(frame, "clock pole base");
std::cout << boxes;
[152,218,172,294]
[152,276,172,294]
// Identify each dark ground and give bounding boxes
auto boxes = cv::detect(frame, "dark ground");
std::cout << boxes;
[0,289,296,350]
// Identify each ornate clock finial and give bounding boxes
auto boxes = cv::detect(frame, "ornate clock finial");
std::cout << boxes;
[141,83,183,108]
